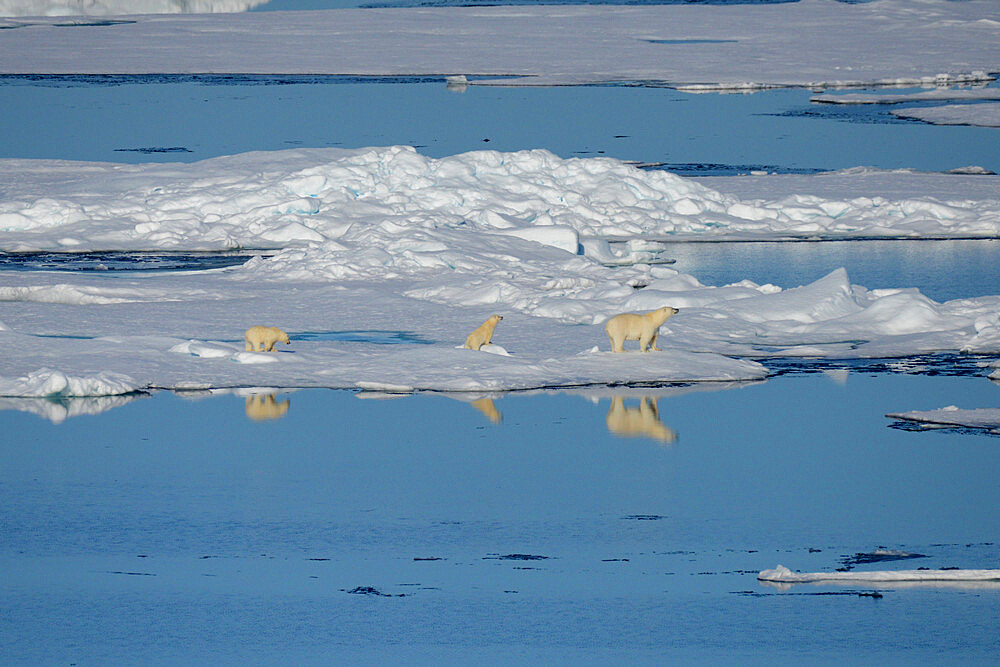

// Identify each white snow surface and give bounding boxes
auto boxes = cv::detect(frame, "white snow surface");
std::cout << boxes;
[812,86,1000,128]
[0,1,998,90]
[3,148,1000,395]
[886,405,1000,432]
[812,88,1000,105]
[759,564,1000,583]
[892,103,1000,128]
[0,0,264,16]
[4,148,1000,252]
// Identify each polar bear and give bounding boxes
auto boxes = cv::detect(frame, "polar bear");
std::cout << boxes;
[244,325,291,352]
[604,306,678,353]
[464,314,503,350]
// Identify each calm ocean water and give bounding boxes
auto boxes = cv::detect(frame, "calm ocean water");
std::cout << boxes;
[2,74,998,173]
[2,377,999,662]
[1,41,999,664]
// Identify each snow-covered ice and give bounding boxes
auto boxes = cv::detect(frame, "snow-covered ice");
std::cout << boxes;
[759,564,1000,584]
[4,148,1000,250]
[886,405,1000,433]
[0,1,998,91]
[3,148,1000,395]
[811,85,1000,128]
[892,103,1000,128]
[0,1,265,16]
[812,89,1000,106]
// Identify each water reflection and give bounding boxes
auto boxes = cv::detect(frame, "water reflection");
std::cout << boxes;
[244,393,290,421]
[469,397,502,423]
[0,394,147,424]
[605,395,677,444]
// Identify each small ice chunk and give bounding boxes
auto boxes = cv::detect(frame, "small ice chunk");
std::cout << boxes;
[356,381,415,393]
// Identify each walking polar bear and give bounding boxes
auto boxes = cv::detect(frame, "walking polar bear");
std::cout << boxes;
[464,314,503,350]
[245,325,291,352]
[604,306,679,353]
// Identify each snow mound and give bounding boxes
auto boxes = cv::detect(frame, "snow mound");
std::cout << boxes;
[0,368,139,397]
[3,148,999,261]
[170,340,236,358]
[232,351,279,364]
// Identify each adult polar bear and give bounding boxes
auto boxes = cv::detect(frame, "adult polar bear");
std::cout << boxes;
[245,325,291,352]
[604,306,679,353]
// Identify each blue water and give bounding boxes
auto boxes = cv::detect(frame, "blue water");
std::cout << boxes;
[2,75,997,173]
[2,27,999,664]
[0,250,266,272]
[665,239,1000,302]
[1,375,998,662]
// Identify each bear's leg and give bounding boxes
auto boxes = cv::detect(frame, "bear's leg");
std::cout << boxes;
[266,340,276,352]
[608,331,623,353]
[640,333,653,352]
[245,341,253,352]
[649,332,660,352]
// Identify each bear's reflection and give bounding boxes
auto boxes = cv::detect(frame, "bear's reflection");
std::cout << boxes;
[605,396,677,444]
[245,394,290,421]
[470,397,502,423]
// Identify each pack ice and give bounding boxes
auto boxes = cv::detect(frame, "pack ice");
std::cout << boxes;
[1,147,1000,397]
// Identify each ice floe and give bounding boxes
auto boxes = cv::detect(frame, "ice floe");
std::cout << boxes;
[886,406,1000,433]
[0,1,998,92]
[892,103,1000,128]
[0,1,265,16]
[759,564,1000,584]
[2,150,1000,396]
[3,148,1000,255]
[811,86,1000,128]
[812,88,1000,106]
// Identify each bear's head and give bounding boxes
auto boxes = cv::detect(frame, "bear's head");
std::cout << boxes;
[654,306,679,324]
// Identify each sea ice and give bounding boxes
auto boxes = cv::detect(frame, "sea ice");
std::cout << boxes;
[1,1,997,91]
[759,564,1000,584]
[0,368,138,397]
[2,149,1000,396]
[886,406,1000,433]
[892,103,1000,128]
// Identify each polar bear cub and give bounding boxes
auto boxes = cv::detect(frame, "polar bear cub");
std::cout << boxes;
[244,325,291,352]
[604,306,678,353]
[464,314,503,350]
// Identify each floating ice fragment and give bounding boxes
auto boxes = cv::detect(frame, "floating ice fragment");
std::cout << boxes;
[886,407,1000,432]
[759,564,1000,583]
[356,381,414,393]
